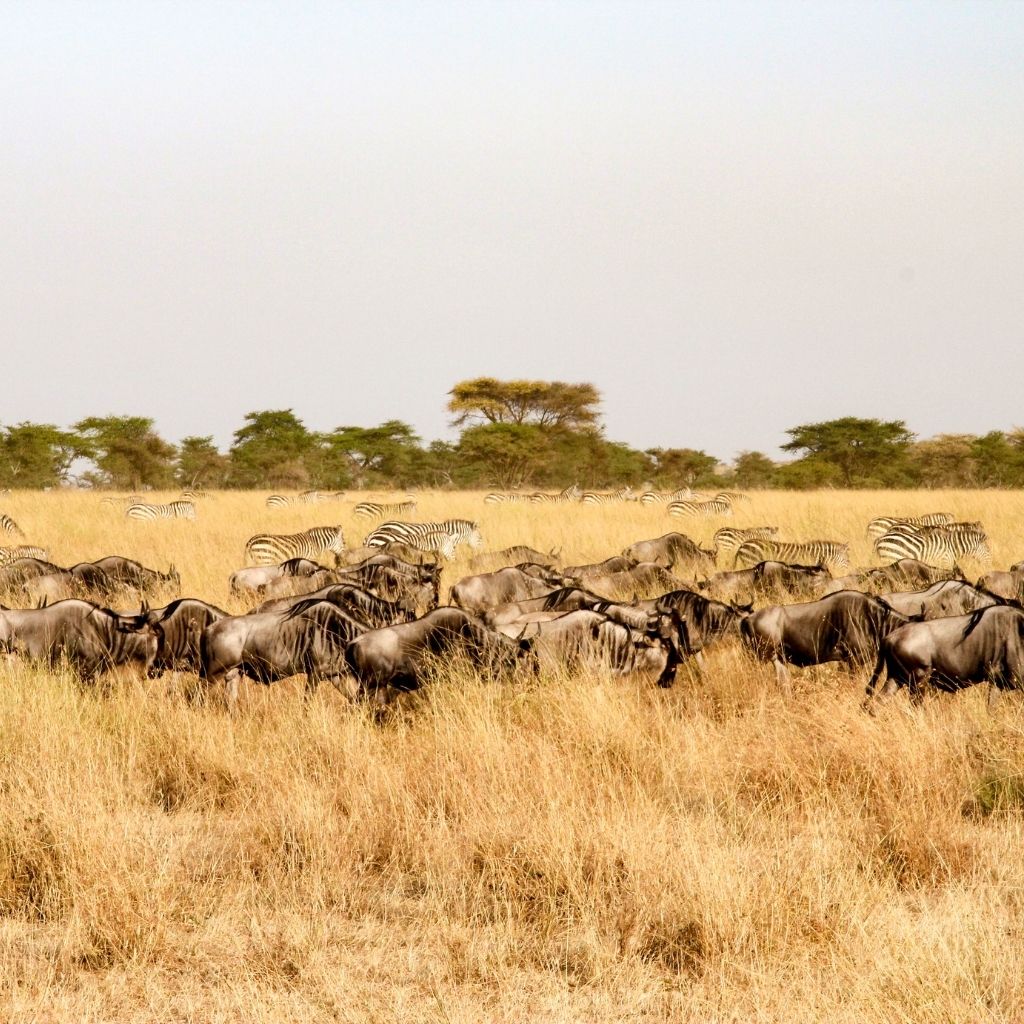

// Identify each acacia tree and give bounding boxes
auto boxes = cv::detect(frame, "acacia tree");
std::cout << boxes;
[781,417,914,487]
[73,415,176,490]
[447,378,601,429]
[176,436,229,488]
[0,423,83,488]
[228,410,315,488]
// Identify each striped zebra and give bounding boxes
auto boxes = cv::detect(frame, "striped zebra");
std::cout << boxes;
[580,487,637,506]
[712,526,778,559]
[179,489,208,501]
[528,485,580,504]
[484,491,533,505]
[714,491,750,504]
[873,524,990,567]
[126,501,197,521]
[865,512,954,539]
[265,490,328,509]
[668,497,732,518]
[0,545,48,567]
[363,519,482,559]
[733,538,850,573]
[0,514,24,537]
[244,525,346,566]
[639,488,695,506]
[353,500,418,520]
[100,494,144,508]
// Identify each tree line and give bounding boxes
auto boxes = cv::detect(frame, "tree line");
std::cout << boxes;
[2,379,1022,491]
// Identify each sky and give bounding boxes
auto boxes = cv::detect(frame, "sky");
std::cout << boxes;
[2,1,1023,461]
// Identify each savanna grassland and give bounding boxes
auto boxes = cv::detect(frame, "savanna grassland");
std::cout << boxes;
[2,489,1024,1023]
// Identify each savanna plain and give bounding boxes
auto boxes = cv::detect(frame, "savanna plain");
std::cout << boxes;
[2,489,1024,1023]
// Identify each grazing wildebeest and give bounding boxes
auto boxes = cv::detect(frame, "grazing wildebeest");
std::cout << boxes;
[701,561,831,605]
[483,586,607,627]
[976,570,1024,605]
[878,580,1011,620]
[229,558,322,597]
[118,598,229,677]
[640,589,749,660]
[493,608,692,688]
[344,607,534,702]
[622,533,717,576]
[333,563,437,612]
[257,582,418,626]
[0,557,64,591]
[89,556,180,595]
[200,599,369,710]
[450,567,569,614]
[22,564,118,604]
[469,546,561,571]
[741,590,916,690]
[258,569,340,602]
[0,599,154,681]
[562,556,638,579]
[586,563,686,598]
[864,605,1024,712]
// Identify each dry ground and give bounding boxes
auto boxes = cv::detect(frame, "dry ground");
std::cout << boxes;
[1,489,1024,1022]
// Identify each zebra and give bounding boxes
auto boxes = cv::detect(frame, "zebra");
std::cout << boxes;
[100,494,144,508]
[484,492,533,505]
[353,500,418,520]
[866,512,954,539]
[714,491,750,504]
[363,519,482,560]
[668,497,732,518]
[0,545,48,567]
[0,514,24,538]
[179,489,208,501]
[528,485,581,504]
[733,538,850,573]
[712,526,778,559]
[873,524,990,567]
[580,487,636,506]
[126,501,197,521]
[244,525,346,566]
[265,490,328,509]
[639,488,695,506]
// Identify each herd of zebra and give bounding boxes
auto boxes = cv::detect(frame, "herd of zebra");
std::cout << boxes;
[484,484,748,517]
[2,490,1023,712]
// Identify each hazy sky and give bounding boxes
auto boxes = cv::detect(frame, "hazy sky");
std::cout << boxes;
[3,1,1022,460]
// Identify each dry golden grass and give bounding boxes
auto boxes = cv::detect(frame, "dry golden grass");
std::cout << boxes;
[2,489,1024,1021]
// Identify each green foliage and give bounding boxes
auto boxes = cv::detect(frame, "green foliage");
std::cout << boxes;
[448,378,601,429]
[781,417,915,487]
[228,410,315,488]
[0,423,83,489]
[321,420,426,487]
[74,416,176,490]
[732,451,777,488]
[176,436,229,489]
[647,448,718,488]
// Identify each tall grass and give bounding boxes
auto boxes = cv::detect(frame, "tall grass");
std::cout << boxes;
[1,490,1023,1021]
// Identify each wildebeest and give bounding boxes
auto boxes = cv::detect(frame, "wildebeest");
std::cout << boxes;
[700,561,832,605]
[639,589,748,657]
[824,559,964,595]
[741,590,917,689]
[0,599,154,681]
[257,582,418,626]
[200,598,369,709]
[976,570,1024,605]
[469,546,561,571]
[562,556,637,578]
[22,564,118,604]
[483,586,607,627]
[334,563,437,612]
[450,567,569,614]
[89,556,180,595]
[229,558,323,597]
[878,580,1011,620]
[586,562,686,598]
[118,598,229,677]
[492,608,692,688]
[864,605,1024,711]
[0,557,64,591]
[344,607,534,702]
[622,533,717,575]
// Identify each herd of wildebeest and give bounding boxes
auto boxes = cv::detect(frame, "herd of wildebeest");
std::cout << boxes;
[1,491,1024,714]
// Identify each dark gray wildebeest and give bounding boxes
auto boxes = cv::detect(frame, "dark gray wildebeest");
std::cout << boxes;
[469,546,561,571]
[513,562,573,585]
[22,563,118,604]
[0,557,64,592]
[740,590,918,691]
[483,586,607,628]
[700,561,831,605]
[976,569,1024,605]
[200,598,369,710]
[586,563,686,599]
[622,533,717,576]
[257,569,340,602]
[89,556,180,595]
[118,598,229,677]
[343,607,535,702]
[0,599,154,681]
[229,558,323,598]
[562,556,638,579]
[863,605,1024,712]
[825,559,965,595]
[257,582,418,626]
[877,580,1014,620]
[450,567,574,615]
[333,563,438,612]
[492,607,692,688]
[636,589,749,670]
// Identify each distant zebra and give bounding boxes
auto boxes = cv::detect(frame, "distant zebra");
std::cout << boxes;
[733,538,850,573]
[484,492,533,505]
[363,519,482,559]
[265,490,328,509]
[100,494,144,508]
[873,524,990,567]
[244,525,346,566]
[126,501,197,521]
[179,489,208,501]
[639,489,695,506]
[714,491,750,504]
[353,500,418,520]
[0,514,24,537]
[866,512,954,539]
[668,497,732,518]
[528,485,580,504]
[0,545,48,567]
[713,526,778,558]
[580,487,636,506]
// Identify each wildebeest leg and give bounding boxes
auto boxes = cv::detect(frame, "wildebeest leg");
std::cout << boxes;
[223,668,241,714]
[907,669,927,707]
[987,682,1001,715]
[694,650,708,676]
[331,674,361,701]
[773,658,792,695]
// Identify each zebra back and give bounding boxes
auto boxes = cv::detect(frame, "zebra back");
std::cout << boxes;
[866,512,955,538]
[0,513,24,537]
[266,494,292,508]
[712,526,778,555]
[353,500,417,520]
[0,545,49,566]
[874,524,990,567]
[363,519,481,558]
[126,501,196,521]
[244,526,346,565]
[668,498,732,518]
[734,538,849,572]
[580,487,635,505]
